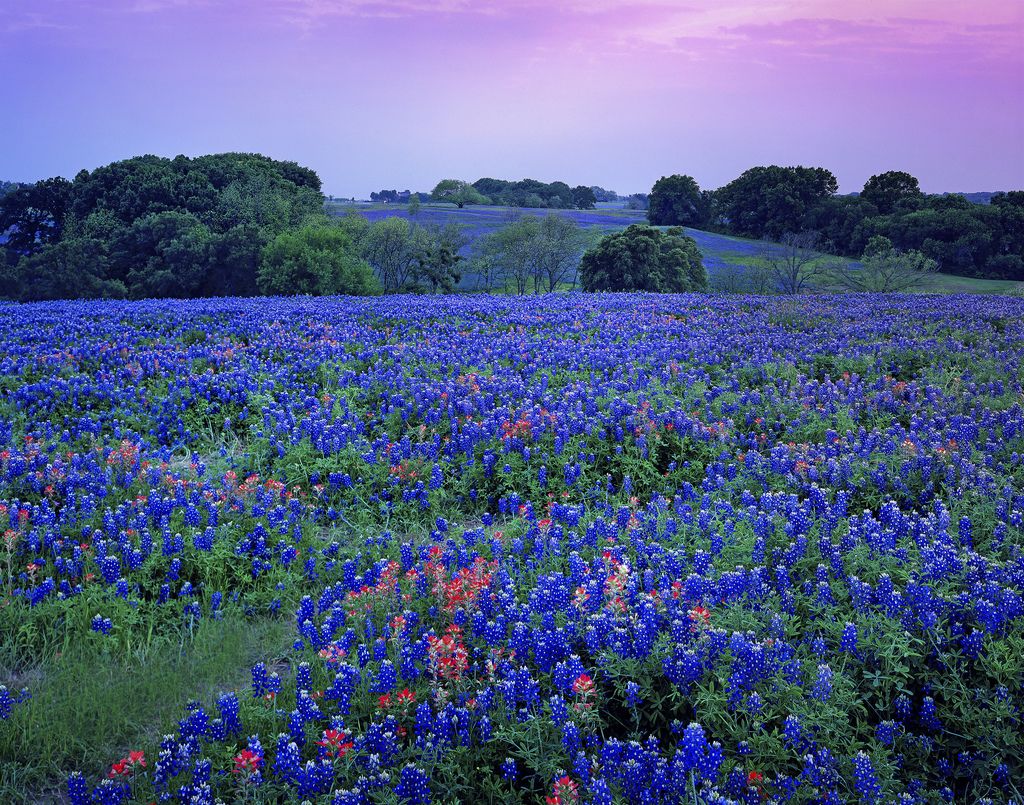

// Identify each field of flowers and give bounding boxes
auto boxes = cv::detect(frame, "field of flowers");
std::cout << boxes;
[1,293,1023,804]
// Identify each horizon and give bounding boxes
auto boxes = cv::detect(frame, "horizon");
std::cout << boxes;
[1,1,1022,197]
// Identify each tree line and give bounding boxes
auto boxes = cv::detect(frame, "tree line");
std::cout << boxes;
[647,168,1024,280]
[430,178,598,210]
[0,154,484,301]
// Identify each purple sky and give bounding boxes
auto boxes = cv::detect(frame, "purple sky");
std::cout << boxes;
[1,1,1022,196]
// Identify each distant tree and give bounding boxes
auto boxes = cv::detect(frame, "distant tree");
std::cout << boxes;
[408,192,421,216]
[851,201,998,276]
[258,222,377,296]
[571,185,597,210]
[580,224,706,293]
[472,178,510,199]
[861,171,923,215]
[471,177,593,209]
[431,179,487,208]
[759,231,828,294]
[833,235,938,292]
[590,187,619,203]
[801,195,876,255]
[3,152,327,299]
[648,174,707,226]
[625,194,649,211]
[716,166,838,239]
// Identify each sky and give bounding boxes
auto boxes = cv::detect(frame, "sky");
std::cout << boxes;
[0,0,1022,197]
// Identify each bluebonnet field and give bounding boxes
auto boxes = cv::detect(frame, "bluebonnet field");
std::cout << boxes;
[1,292,1023,804]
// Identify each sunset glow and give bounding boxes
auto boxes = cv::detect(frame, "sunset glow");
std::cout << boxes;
[1,0,1022,194]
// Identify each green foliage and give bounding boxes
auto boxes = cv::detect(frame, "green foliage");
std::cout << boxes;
[469,178,581,209]
[648,174,709,226]
[257,221,379,296]
[0,611,290,799]
[714,165,838,239]
[571,185,597,210]
[5,237,125,301]
[580,223,707,292]
[834,236,939,293]
[0,177,73,255]
[861,171,923,214]
[430,179,488,208]
[1,153,326,301]
[473,213,590,294]
[354,218,466,293]
[413,223,467,293]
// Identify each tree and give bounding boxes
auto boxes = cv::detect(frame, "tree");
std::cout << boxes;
[532,214,590,292]
[361,216,426,292]
[257,222,377,296]
[648,174,707,226]
[408,193,421,216]
[626,194,649,211]
[474,216,542,294]
[580,224,707,293]
[473,178,510,199]
[861,171,923,215]
[590,187,619,203]
[833,235,938,292]
[413,224,466,293]
[571,185,597,210]
[759,231,828,294]
[8,237,124,301]
[5,152,328,299]
[988,192,1024,279]
[0,177,73,256]
[715,166,838,239]
[431,179,487,208]
[472,214,590,294]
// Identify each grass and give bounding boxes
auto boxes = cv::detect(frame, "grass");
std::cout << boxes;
[0,613,293,803]
[925,273,1022,294]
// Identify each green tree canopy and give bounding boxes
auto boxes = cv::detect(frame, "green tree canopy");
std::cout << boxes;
[430,180,488,208]
[861,171,923,215]
[715,165,838,239]
[1,153,325,301]
[257,222,378,296]
[571,185,597,210]
[580,224,707,293]
[648,174,708,226]
[472,214,590,294]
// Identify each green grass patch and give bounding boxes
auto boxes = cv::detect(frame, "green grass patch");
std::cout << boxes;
[0,613,292,803]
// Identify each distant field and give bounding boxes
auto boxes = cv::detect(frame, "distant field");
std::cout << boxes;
[326,201,1022,295]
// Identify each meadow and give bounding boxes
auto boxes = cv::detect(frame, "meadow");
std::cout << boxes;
[325,202,1017,295]
[1,292,1023,804]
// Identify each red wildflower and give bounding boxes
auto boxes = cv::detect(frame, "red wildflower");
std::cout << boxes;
[232,748,262,774]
